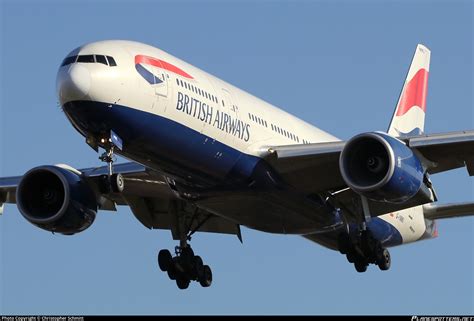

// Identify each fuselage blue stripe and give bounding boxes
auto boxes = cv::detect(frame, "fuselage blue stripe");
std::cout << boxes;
[63,100,261,186]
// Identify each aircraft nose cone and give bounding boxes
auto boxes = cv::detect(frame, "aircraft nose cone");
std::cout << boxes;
[57,64,91,103]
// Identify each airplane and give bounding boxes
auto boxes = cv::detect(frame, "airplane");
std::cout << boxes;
[0,41,473,290]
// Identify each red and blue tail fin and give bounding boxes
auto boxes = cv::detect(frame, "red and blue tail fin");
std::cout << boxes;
[388,44,430,137]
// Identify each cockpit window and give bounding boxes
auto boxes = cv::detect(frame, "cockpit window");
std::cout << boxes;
[61,56,77,67]
[77,55,95,63]
[95,55,107,65]
[61,54,117,67]
[106,56,117,66]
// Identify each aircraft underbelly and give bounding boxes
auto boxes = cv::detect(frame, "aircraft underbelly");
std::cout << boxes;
[196,191,342,235]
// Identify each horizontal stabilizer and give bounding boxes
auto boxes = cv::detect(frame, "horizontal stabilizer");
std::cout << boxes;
[423,202,474,220]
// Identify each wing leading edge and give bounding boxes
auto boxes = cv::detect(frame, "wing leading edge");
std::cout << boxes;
[0,162,242,238]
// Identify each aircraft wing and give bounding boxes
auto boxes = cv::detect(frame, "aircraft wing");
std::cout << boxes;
[0,162,242,239]
[264,130,474,219]
[406,130,474,175]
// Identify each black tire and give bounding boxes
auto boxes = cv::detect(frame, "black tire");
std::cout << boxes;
[167,268,176,280]
[193,255,204,280]
[338,233,351,255]
[346,252,355,263]
[181,246,195,268]
[158,249,173,272]
[354,261,368,273]
[99,175,112,194]
[199,265,212,287]
[176,276,190,290]
[110,173,124,193]
[377,248,391,271]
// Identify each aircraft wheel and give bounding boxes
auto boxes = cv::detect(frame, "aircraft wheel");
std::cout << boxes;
[346,251,356,263]
[193,255,204,280]
[338,233,351,255]
[354,260,368,273]
[199,265,212,287]
[181,246,195,268]
[167,268,177,280]
[377,248,391,271]
[110,173,124,193]
[176,276,190,290]
[158,249,173,272]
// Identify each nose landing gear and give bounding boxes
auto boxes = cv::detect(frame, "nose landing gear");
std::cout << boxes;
[98,135,124,193]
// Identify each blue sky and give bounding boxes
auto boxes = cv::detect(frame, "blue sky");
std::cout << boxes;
[1,0,473,315]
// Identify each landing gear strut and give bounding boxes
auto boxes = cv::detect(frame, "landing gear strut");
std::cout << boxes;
[338,196,391,273]
[98,138,124,193]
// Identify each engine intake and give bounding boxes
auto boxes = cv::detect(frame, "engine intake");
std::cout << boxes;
[339,132,424,203]
[16,165,97,235]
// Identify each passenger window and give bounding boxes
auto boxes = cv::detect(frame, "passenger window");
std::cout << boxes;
[106,56,117,66]
[95,55,107,65]
[61,56,77,66]
[77,55,95,63]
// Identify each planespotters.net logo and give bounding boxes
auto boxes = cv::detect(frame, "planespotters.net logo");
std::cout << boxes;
[412,317,474,321]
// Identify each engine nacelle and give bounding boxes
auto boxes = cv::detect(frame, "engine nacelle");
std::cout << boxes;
[16,165,97,235]
[339,132,424,203]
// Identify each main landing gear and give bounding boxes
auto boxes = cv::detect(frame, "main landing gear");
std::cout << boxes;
[158,245,212,290]
[157,201,213,290]
[338,230,391,273]
[338,196,391,273]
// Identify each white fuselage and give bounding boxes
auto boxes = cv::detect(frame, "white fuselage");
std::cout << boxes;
[56,40,431,247]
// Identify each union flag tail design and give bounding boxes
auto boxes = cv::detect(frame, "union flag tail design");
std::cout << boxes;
[388,44,430,137]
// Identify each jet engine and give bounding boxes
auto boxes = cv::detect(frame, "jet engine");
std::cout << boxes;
[339,132,424,203]
[16,165,97,235]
